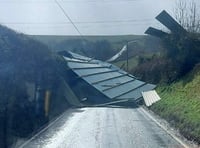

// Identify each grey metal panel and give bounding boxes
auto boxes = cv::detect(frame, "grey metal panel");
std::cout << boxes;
[62,52,156,103]
[68,62,102,69]
[63,57,99,66]
[69,51,92,61]
[91,74,128,85]
[145,27,169,38]
[83,72,123,84]
[93,76,133,91]
[117,84,156,100]
[156,10,187,34]
[74,68,113,76]
[104,80,145,99]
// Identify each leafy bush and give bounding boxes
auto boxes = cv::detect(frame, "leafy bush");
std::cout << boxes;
[131,56,181,84]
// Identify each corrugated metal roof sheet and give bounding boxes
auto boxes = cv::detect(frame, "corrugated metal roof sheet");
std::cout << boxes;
[142,90,161,106]
[63,52,156,102]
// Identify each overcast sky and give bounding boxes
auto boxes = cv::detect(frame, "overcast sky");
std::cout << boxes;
[0,0,199,35]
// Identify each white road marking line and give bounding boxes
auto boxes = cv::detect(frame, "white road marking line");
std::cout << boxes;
[139,107,189,148]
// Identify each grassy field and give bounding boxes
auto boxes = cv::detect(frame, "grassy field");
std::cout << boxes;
[30,35,161,53]
[30,35,144,50]
[113,53,156,72]
[151,65,200,143]
[112,56,139,71]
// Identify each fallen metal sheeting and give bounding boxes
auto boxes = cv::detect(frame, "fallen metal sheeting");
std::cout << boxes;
[142,90,161,106]
[62,51,156,104]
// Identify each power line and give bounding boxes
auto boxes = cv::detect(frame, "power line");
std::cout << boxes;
[0,19,154,25]
[2,22,159,29]
[2,22,160,29]
[61,0,142,3]
[55,0,83,36]
[54,0,94,51]
[0,0,142,3]
[4,23,160,30]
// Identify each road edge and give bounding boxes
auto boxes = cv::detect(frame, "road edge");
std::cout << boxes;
[18,108,75,148]
[139,107,189,148]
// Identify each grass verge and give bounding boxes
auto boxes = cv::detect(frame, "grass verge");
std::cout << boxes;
[150,66,200,144]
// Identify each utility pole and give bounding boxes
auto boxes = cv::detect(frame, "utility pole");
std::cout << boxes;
[126,40,138,72]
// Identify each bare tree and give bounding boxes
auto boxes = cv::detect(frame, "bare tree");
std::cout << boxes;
[174,0,200,33]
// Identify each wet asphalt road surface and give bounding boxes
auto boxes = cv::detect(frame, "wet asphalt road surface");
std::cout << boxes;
[21,107,184,148]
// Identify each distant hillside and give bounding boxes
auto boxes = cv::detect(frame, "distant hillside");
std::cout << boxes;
[30,35,142,48]
[30,35,146,54]
[30,35,162,61]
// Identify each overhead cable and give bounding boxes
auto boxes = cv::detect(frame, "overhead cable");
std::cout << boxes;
[55,0,83,36]
[0,0,142,3]
[0,19,154,25]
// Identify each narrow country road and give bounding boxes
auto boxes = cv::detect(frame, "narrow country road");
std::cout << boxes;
[20,107,184,148]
